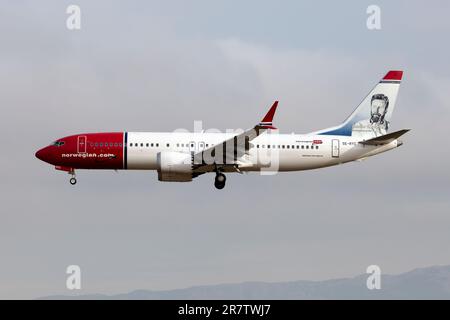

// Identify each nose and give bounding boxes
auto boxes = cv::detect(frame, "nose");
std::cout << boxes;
[35,147,50,163]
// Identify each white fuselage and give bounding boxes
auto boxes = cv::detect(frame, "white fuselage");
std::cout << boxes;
[126,132,400,171]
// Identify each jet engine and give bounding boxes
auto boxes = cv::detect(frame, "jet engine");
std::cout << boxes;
[156,151,193,182]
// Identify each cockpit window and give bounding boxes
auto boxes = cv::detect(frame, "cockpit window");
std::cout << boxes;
[52,141,65,147]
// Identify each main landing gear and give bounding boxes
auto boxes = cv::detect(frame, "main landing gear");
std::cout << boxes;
[214,172,226,190]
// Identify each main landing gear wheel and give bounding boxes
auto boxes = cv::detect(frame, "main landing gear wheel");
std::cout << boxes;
[214,173,226,190]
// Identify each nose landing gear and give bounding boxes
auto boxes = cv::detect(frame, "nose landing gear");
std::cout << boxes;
[69,169,77,185]
[214,172,226,190]
[55,166,77,185]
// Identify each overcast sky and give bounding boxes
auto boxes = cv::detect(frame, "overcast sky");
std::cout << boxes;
[1,0,450,299]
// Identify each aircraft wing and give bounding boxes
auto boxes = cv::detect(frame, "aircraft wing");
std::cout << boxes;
[192,101,278,173]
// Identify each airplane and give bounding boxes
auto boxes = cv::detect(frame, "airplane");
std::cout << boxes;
[35,70,409,189]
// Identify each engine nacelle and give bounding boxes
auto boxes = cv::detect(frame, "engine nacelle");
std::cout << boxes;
[157,151,193,182]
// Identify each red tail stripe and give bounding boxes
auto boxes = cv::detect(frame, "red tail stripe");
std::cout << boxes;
[383,70,403,81]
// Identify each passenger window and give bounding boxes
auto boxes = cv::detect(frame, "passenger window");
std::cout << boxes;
[119,143,122,147]
[156,143,159,147]
[287,145,290,149]
[267,145,270,149]
[257,145,259,148]
[100,143,103,147]
[306,145,309,149]
[167,143,170,147]
[301,145,304,149]
[282,145,285,149]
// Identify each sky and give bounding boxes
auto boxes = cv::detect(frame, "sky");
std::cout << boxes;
[0,0,450,299]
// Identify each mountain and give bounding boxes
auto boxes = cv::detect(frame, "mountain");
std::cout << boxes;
[40,265,450,300]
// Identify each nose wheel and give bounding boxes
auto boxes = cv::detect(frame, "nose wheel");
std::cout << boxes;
[214,172,226,190]
[69,169,77,185]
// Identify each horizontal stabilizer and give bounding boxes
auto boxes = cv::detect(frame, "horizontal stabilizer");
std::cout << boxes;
[359,129,410,145]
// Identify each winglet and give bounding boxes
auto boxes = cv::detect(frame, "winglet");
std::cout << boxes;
[259,101,278,129]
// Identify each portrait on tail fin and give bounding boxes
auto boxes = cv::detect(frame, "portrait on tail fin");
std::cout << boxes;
[313,70,402,138]
[352,93,390,137]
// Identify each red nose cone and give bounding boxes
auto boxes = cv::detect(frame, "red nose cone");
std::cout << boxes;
[35,147,50,163]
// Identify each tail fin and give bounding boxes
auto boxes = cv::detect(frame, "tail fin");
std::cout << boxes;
[314,70,403,138]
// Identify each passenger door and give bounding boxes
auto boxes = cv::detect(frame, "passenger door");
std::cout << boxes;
[332,139,340,158]
[78,135,87,153]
